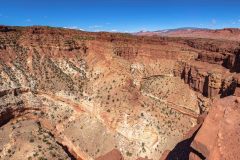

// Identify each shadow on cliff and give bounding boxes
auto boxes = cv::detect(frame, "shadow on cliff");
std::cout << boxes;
[231,48,240,73]
[165,127,206,160]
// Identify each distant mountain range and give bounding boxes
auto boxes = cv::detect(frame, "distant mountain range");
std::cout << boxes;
[154,27,210,33]
[135,27,240,41]
[136,27,209,34]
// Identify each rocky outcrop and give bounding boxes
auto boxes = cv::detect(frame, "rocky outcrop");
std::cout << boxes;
[190,96,240,160]
[174,61,239,98]
[196,51,229,65]
[196,47,240,73]
[172,44,240,98]
[231,48,240,72]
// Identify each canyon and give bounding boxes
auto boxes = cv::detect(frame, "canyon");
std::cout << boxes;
[0,25,240,160]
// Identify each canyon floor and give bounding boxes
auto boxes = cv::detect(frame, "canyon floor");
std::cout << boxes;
[0,26,240,160]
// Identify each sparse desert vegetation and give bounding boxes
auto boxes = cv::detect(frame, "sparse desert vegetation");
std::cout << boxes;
[0,26,240,160]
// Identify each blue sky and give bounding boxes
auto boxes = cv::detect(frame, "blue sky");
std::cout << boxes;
[0,0,240,32]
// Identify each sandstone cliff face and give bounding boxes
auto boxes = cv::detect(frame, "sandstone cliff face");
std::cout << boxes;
[195,47,240,73]
[174,61,240,99]
[231,48,240,72]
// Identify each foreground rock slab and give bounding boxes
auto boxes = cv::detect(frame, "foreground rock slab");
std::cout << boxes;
[190,96,240,160]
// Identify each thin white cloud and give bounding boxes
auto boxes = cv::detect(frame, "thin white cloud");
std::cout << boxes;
[63,26,84,31]
[110,29,118,32]
[89,25,103,29]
